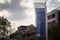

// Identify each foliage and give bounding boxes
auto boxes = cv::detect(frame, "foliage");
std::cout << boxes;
[48,23,60,40]
[27,36,38,40]
[0,17,12,38]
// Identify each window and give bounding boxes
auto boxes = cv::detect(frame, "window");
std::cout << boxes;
[48,14,55,20]
[52,14,55,18]
[48,21,55,26]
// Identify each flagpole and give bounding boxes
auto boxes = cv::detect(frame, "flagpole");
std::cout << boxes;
[45,0,48,40]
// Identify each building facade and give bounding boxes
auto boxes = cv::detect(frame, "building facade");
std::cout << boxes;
[47,9,60,26]
[47,7,60,40]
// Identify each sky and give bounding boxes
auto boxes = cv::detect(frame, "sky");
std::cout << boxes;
[0,0,60,30]
[47,0,60,12]
[0,0,36,30]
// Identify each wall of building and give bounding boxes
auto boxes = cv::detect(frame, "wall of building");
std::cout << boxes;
[47,10,59,26]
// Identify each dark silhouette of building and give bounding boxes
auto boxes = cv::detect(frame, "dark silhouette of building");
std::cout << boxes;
[10,25,37,40]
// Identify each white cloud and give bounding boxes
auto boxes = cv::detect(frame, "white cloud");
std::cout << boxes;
[0,0,4,3]
[9,0,36,27]
[47,0,60,12]
[0,0,36,27]
[57,0,60,3]
[47,0,53,12]
[20,0,34,8]
[4,0,11,3]
[11,17,36,28]
[0,10,11,17]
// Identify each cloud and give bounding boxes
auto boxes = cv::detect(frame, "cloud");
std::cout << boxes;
[0,10,11,17]
[0,0,36,28]
[0,0,27,20]
[57,0,60,3]
[0,0,4,3]
[10,2,36,27]
[47,0,54,12]
[47,0,60,12]
[11,17,36,27]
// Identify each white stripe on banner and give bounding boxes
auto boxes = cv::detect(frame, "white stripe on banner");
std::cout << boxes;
[34,2,46,8]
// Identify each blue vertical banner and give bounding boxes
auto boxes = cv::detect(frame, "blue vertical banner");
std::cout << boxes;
[35,8,46,38]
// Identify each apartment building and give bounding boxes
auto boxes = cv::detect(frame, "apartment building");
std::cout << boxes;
[47,8,60,26]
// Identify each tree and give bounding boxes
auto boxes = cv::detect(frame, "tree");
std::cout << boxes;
[48,23,60,40]
[27,36,38,40]
[0,16,12,38]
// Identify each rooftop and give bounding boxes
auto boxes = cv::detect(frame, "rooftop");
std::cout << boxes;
[34,0,45,3]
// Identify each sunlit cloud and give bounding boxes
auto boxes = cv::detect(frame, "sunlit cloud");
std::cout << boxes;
[0,0,4,3]
[11,18,35,28]
[47,0,53,12]
[57,0,60,3]
[0,10,11,17]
